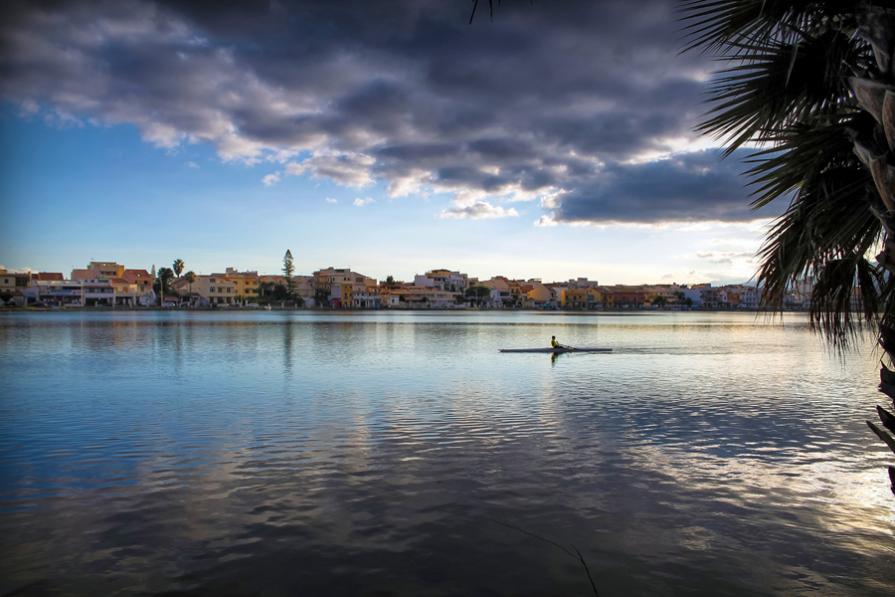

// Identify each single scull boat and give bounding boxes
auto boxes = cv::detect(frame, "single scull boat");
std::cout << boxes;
[499,347,612,354]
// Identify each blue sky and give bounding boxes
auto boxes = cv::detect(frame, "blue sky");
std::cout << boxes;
[0,0,777,284]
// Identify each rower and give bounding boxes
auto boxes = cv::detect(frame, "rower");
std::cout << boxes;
[551,336,559,348]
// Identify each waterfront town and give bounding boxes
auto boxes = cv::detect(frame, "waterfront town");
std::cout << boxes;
[0,257,819,311]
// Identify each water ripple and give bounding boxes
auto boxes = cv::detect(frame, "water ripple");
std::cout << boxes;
[0,311,892,596]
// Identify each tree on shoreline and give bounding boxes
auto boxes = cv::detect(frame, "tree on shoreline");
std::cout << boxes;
[681,0,895,494]
[314,278,332,308]
[184,271,196,304]
[172,259,184,278]
[466,285,492,307]
[282,249,295,305]
[258,281,289,306]
[154,267,175,304]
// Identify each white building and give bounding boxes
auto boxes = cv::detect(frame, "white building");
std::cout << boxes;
[413,269,469,293]
[680,287,703,308]
[381,285,457,308]
[25,278,142,307]
[480,277,512,307]
[23,280,83,306]
[566,277,600,288]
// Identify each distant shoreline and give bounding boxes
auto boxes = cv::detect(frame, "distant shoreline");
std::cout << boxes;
[0,305,809,314]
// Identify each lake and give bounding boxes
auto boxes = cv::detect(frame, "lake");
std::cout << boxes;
[1,311,893,596]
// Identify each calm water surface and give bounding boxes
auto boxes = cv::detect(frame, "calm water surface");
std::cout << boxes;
[1,311,893,596]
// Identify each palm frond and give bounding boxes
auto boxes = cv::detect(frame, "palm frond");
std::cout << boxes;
[680,0,867,53]
[681,0,886,345]
[809,257,882,344]
[745,114,875,208]
[755,157,883,344]
[698,30,861,153]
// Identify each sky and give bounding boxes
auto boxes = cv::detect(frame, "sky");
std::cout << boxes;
[0,0,783,284]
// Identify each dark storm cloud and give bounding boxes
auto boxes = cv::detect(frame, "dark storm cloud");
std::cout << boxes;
[0,0,765,222]
[547,149,781,224]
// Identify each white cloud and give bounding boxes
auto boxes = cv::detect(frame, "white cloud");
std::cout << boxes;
[186,160,199,169]
[2,1,751,229]
[142,122,184,149]
[353,197,375,207]
[538,189,564,210]
[286,152,375,187]
[695,250,756,265]
[439,200,519,220]
[19,99,39,116]
[385,171,428,198]
[325,197,338,204]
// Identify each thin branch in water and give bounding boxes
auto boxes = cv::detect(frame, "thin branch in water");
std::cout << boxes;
[572,544,601,597]
[469,0,507,24]
[469,0,479,25]
[487,518,600,597]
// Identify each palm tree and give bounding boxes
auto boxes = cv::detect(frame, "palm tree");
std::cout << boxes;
[155,267,175,305]
[172,259,184,278]
[681,1,895,494]
[184,271,196,305]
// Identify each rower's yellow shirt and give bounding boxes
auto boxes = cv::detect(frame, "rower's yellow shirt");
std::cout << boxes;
[551,338,559,348]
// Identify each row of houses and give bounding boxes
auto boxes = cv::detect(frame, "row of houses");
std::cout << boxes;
[2,263,156,307]
[465,278,763,310]
[2,261,818,311]
[173,267,458,309]
[324,270,824,311]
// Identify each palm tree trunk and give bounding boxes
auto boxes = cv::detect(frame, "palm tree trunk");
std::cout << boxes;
[850,7,895,496]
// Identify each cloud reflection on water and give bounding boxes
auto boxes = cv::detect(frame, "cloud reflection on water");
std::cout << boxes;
[0,311,892,595]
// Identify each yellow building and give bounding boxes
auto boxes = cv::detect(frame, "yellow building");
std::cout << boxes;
[560,287,605,310]
[220,268,260,303]
[480,276,512,306]
[601,286,649,309]
[507,280,527,305]
[72,261,125,280]
[523,280,552,305]
[182,274,237,305]
[259,274,287,285]
[0,269,16,294]
[313,267,378,308]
